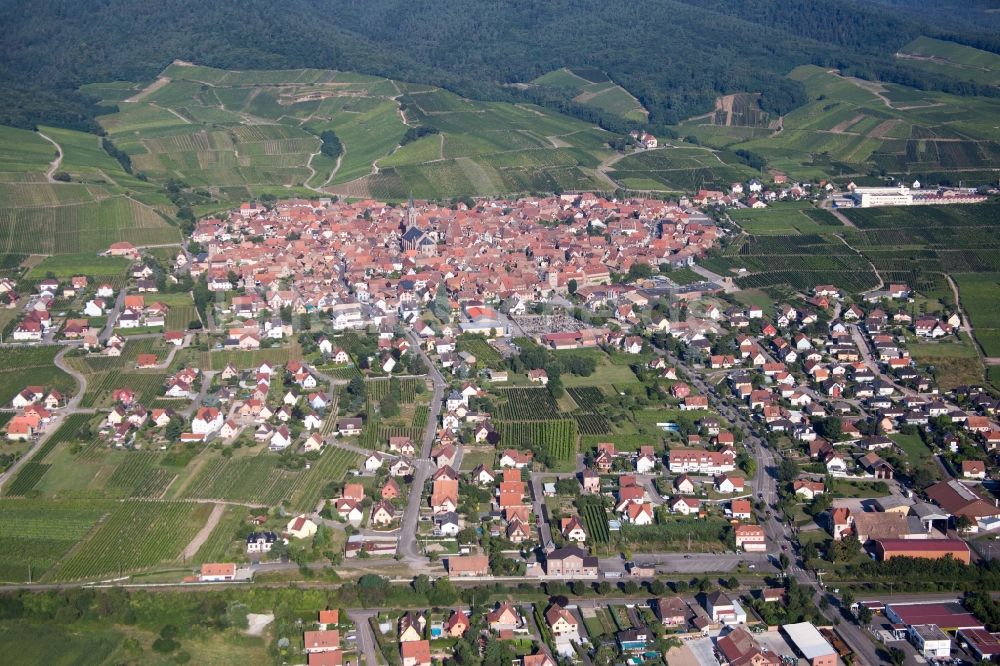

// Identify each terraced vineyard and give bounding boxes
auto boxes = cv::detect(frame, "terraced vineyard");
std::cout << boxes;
[0,193,180,256]
[494,387,561,420]
[567,387,606,411]
[359,416,424,450]
[322,365,362,380]
[681,65,1000,186]
[75,337,161,373]
[531,68,647,122]
[57,62,622,204]
[706,232,881,292]
[199,344,302,371]
[48,500,212,580]
[573,412,613,435]
[290,447,362,512]
[180,454,301,506]
[412,405,429,429]
[105,453,176,498]
[609,145,757,192]
[455,337,503,368]
[30,414,93,464]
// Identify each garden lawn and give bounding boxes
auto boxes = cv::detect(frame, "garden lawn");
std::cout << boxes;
[892,433,932,463]
[562,356,640,387]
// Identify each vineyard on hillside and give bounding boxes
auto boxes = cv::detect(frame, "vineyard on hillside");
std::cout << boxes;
[0,499,111,582]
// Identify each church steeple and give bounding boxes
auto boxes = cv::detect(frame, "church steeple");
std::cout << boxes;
[407,193,417,227]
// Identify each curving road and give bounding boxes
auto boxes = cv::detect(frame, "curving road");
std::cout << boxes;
[0,346,90,491]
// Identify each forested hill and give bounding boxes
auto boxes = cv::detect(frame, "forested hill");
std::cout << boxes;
[2,0,997,132]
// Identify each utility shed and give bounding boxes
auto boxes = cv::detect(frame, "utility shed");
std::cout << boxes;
[782,622,837,666]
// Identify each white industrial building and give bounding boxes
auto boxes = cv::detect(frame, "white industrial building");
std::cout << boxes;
[909,624,952,659]
[847,184,988,208]
[850,185,914,207]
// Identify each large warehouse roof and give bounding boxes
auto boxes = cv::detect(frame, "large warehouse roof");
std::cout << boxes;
[782,622,835,659]
[887,602,984,631]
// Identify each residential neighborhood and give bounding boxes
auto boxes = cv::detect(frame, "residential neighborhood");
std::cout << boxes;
[1,192,999,666]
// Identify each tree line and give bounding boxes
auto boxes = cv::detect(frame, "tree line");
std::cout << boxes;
[2,0,999,136]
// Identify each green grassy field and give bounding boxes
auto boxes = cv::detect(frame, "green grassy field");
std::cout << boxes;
[0,346,77,407]
[0,621,123,664]
[562,356,640,387]
[910,334,984,390]
[25,253,130,279]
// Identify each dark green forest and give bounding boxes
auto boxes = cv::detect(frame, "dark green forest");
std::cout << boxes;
[1,0,998,133]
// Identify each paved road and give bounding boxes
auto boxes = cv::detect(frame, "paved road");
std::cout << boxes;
[637,475,664,506]
[690,264,737,293]
[99,289,126,344]
[528,475,554,550]
[395,332,447,562]
[0,346,89,491]
[181,370,217,418]
[524,603,555,660]
[599,552,773,574]
[654,342,886,664]
[347,609,385,666]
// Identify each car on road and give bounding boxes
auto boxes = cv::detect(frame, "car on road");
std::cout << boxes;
[781,544,788,551]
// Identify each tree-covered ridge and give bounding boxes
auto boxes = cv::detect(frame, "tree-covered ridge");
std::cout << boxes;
[1,0,998,134]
